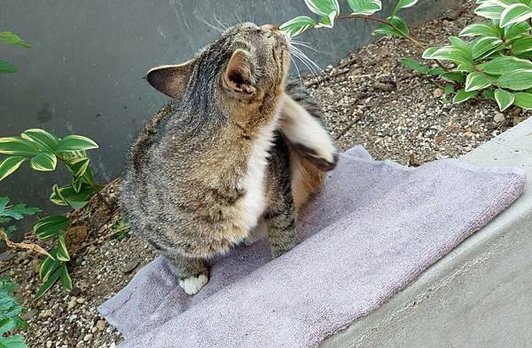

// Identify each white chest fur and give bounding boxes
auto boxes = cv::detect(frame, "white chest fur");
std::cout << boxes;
[235,116,279,238]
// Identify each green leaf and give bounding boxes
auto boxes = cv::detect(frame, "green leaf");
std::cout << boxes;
[30,153,57,172]
[459,23,501,38]
[56,236,70,262]
[479,56,532,75]
[39,256,59,282]
[0,318,17,336]
[511,36,532,56]
[474,2,504,19]
[471,36,504,59]
[0,137,39,156]
[347,0,382,15]
[393,0,419,15]
[449,36,472,55]
[0,31,31,48]
[504,21,531,41]
[0,335,27,348]
[82,166,96,186]
[444,84,455,100]
[441,71,466,83]
[399,57,431,74]
[0,60,17,74]
[66,157,90,178]
[0,276,18,293]
[453,89,479,104]
[316,12,337,28]
[497,69,532,90]
[72,177,83,193]
[513,92,532,109]
[33,215,69,240]
[494,89,515,111]
[465,72,492,92]
[4,225,17,237]
[422,45,472,71]
[34,267,61,300]
[55,135,98,153]
[303,0,340,16]
[0,157,26,182]
[0,198,39,221]
[499,3,532,27]
[59,265,72,291]
[374,16,410,38]
[21,129,58,152]
[50,183,101,209]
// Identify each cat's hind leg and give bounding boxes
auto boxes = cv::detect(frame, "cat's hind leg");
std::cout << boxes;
[281,87,338,172]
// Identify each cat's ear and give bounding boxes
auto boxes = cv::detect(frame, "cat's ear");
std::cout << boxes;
[146,60,195,99]
[222,49,256,98]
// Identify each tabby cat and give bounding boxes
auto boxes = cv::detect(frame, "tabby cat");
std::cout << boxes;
[122,23,338,295]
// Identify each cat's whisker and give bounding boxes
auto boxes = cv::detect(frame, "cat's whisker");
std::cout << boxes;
[197,16,225,33]
[290,50,318,77]
[291,41,318,53]
[291,46,323,73]
[289,54,303,84]
[291,39,314,46]
[290,47,321,77]
[290,49,312,76]
[213,14,230,32]
[291,46,324,75]
[234,11,243,23]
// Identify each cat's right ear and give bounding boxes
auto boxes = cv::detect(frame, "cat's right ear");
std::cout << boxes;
[146,60,195,99]
[222,49,256,99]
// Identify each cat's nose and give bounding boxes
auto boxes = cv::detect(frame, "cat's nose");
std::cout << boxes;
[261,24,279,32]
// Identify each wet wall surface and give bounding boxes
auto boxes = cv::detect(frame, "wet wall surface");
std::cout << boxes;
[1,0,456,214]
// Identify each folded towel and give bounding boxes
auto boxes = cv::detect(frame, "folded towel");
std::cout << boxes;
[99,146,525,348]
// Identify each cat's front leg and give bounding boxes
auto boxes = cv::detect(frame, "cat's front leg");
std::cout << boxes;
[280,94,338,172]
[166,253,209,295]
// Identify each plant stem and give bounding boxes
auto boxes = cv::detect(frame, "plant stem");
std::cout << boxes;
[336,14,425,48]
[95,189,114,212]
[0,229,52,258]
[335,14,449,72]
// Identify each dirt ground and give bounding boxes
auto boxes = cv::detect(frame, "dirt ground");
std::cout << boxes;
[1,1,530,347]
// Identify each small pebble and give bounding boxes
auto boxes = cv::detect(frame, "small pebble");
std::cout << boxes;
[433,88,444,98]
[96,319,107,331]
[67,298,78,310]
[494,112,505,123]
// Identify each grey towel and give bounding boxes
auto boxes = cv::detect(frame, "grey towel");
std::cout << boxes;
[99,146,525,348]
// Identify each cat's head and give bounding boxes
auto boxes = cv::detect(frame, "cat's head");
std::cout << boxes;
[146,22,290,110]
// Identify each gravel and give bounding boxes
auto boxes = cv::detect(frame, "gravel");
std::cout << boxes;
[0,1,529,346]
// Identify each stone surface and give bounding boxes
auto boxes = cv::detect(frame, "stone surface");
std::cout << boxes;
[320,117,532,348]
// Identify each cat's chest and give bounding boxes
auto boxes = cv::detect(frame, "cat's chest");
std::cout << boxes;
[234,119,278,234]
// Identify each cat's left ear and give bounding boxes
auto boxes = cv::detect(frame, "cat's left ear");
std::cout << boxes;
[146,60,195,99]
[222,49,256,98]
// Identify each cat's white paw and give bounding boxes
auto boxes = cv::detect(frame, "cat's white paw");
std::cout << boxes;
[179,274,208,295]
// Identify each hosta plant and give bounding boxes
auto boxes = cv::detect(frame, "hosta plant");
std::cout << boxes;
[280,0,532,112]
[417,0,532,110]
[0,129,102,299]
